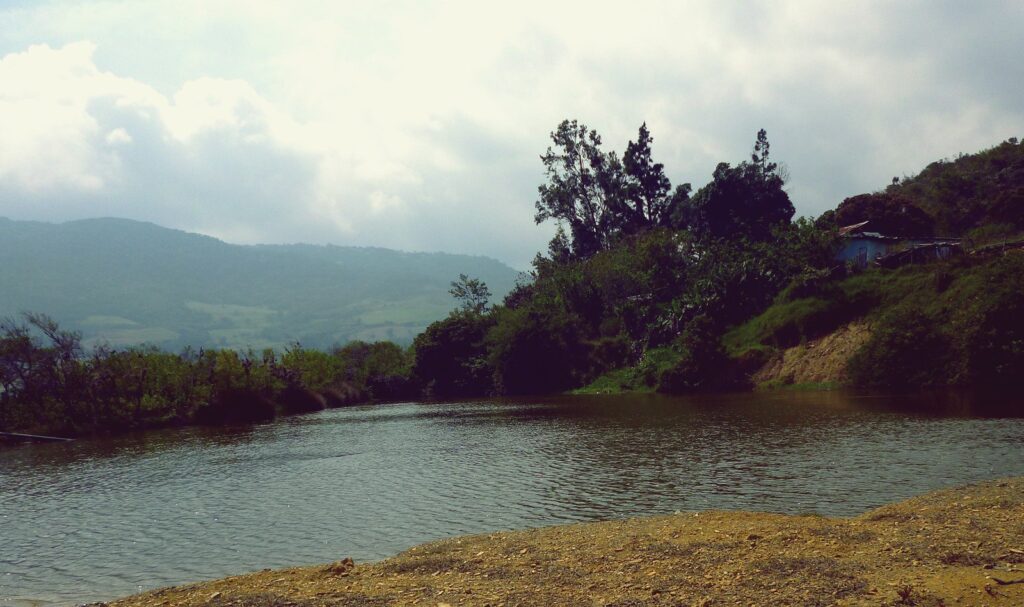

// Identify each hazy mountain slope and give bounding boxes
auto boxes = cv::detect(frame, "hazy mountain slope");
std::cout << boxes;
[0,217,521,350]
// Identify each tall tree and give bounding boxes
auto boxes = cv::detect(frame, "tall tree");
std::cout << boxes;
[449,274,491,314]
[621,123,678,231]
[535,120,680,258]
[678,129,793,241]
[535,120,623,258]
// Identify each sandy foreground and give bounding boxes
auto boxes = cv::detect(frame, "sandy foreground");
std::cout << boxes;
[98,478,1024,607]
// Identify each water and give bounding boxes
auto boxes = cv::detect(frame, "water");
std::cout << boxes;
[2,391,1023,606]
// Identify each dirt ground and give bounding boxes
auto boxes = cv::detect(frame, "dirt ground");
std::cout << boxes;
[96,477,1024,607]
[752,321,871,387]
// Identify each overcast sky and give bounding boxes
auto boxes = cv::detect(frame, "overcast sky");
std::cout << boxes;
[1,1,1022,268]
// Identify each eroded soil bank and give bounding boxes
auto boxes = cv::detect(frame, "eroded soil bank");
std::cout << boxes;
[751,320,871,388]
[101,478,1024,607]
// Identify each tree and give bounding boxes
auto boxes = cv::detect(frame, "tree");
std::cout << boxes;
[832,192,935,236]
[535,120,679,259]
[620,123,681,232]
[486,306,587,395]
[412,311,496,398]
[535,120,623,258]
[677,129,794,240]
[449,274,491,314]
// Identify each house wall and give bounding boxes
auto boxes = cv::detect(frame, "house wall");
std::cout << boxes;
[836,237,892,268]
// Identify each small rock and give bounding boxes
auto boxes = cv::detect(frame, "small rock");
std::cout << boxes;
[323,557,355,575]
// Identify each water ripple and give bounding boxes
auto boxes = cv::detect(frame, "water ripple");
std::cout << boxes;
[2,391,1023,605]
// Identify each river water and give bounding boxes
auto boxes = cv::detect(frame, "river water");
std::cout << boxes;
[2,391,1023,605]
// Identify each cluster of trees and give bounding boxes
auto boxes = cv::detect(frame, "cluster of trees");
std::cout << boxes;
[534,122,795,259]
[0,313,413,437]
[416,128,1024,397]
[412,122,838,397]
[814,138,1024,241]
[883,137,1024,235]
[817,192,936,236]
[845,253,1024,390]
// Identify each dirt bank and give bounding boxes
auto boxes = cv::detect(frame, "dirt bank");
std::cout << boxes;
[100,478,1024,607]
[752,321,871,388]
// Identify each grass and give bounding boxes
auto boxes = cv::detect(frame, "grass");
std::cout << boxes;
[755,380,841,391]
[571,346,682,395]
[725,258,971,359]
[356,298,451,325]
[185,301,279,324]
[724,296,846,354]
[571,368,653,395]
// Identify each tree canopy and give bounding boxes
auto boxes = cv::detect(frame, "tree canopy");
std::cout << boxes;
[675,129,794,240]
[534,120,689,259]
[826,192,935,236]
[449,274,491,314]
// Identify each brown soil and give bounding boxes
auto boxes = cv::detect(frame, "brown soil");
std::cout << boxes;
[98,478,1024,607]
[752,321,871,387]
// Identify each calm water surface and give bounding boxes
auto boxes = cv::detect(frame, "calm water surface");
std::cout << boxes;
[2,391,1023,606]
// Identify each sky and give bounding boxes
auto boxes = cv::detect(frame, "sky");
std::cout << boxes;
[0,1,1022,268]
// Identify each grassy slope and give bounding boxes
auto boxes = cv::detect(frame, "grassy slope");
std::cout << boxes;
[888,138,1024,236]
[725,251,1024,388]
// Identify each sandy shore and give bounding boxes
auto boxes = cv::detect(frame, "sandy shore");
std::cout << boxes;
[98,478,1024,607]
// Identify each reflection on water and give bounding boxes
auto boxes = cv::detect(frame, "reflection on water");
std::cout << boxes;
[1,390,1023,605]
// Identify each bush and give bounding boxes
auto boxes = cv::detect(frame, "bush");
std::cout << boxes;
[657,315,730,393]
[776,268,840,303]
[412,311,496,398]
[487,307,588,395]
[277,384,326,415]
[950,256,1024,388]
[194,387,277,425]
[847,306,950,389]
[366,373,418,401]
[321,383,365,408]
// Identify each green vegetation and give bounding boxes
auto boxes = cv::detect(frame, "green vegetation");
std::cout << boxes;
[413,128,1024,399]
[728,253,1024,390]
[5,128,1023,439]
[816,138,1024,238]
[0,313,414,437]
[889,138,1024,235]
[411,123,838,397]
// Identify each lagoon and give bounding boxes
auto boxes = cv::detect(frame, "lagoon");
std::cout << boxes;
[2,391,1023,606]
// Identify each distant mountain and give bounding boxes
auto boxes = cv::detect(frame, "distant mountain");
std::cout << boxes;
[0,218,521,350]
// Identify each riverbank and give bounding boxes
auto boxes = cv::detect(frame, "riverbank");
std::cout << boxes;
[100,478,1024,607]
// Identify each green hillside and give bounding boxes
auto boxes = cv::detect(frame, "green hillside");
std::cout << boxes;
[0,218,520,350]
[888,138,1024,235]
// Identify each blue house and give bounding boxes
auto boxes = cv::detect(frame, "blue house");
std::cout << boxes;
[835,221,961,269]
[835,221,900,268]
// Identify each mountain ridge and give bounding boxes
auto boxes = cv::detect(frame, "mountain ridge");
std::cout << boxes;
[0,217,521,350]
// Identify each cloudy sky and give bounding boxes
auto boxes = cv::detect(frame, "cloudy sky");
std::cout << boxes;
[1,1,1021,268]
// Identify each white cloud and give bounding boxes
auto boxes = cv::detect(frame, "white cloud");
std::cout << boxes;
[368,191,404,214]
[0,1,1022,266]
[105,128,132,145]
